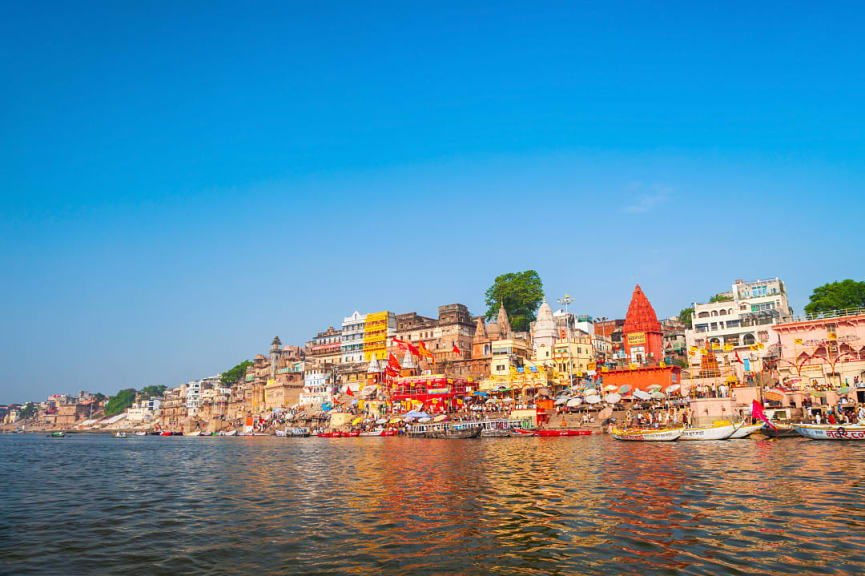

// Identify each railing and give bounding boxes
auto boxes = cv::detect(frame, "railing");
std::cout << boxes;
[790,307,865,323]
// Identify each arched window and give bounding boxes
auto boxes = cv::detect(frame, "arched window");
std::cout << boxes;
[698,312,710,319]
[711,310,718,317]
[719,309,727,316]
[743,333,756,346]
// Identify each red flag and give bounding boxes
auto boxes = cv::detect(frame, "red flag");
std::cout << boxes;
[452,344,461,356]
[345,386,354,397]
[418,341,433,359]
[735,351,744,364]
[752,400,776,430]
[388,353,401,370]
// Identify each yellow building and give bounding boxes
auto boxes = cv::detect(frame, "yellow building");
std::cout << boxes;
[551,333,595,378]
[363,311,396,361]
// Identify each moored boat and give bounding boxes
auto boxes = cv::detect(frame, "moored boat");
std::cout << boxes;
[48,431,66,438]
[114,431,127,438]
[426,422,482,439]
[134,431,147,436]
[762,423,799,438]
[792,423,865,440]
[680,422,739,441]
[611,427,684,441]
[729,423,764,439]
[185,431,201,437]
[514,428,592,437]
[219,430,238,436]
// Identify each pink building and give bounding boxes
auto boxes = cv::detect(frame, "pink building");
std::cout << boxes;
[772,310,865,402]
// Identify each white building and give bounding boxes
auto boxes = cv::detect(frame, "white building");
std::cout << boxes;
[299,370,335,408]
[685,277,792,357]
[531,297,557,356]
[341,310,367,363]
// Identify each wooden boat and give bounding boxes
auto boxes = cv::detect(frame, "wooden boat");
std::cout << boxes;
[611,427,684,441]
[159,431,172,436]
[48,431,66,438]
[514,428,592,437]
[425,422,482,439]
[316,432,336,438]
[680,422,739,441]
[482,428,513,437]
[792,423,865,440]
[762,423,799,438]
[185,431,201,437]
[729,423,764,439]
[219,430,238,436]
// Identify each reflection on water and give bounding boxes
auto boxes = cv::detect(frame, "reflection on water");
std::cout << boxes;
[2,434,865,575]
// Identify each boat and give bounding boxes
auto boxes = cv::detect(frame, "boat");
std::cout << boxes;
[159,431,172,436]
[48,431,66,438]
[220,430,238,436]
[359,429,384,437]
[679,422,739,441]
[425,422,482,439]
[729,423,765,439]
[514,428,592,437]
[278,427,310,437]
[611,427,685,441]
[480,419,513,437]
[185,431,201,437]
[114,431,127,438]
[792,423,865,440]
[134,431,147,436]
[316,432,336,438]
[762,423,799,438]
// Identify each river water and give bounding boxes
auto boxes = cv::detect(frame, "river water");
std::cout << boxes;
[1,433,864,575]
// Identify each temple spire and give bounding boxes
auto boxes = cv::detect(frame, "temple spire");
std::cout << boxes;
[497,301,511,337]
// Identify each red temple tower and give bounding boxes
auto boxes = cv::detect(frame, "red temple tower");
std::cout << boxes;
[622,285,664,364]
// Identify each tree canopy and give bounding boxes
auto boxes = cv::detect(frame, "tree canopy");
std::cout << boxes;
[484,270,544,333]
[678,306,694,329]
[220,360,253,387]
[804,280,865,315]
[709,293,733,303]
[139,385,167,399]
[104,389,136,417]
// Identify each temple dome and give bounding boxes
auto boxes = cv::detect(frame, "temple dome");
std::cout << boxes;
[623,285,662,334]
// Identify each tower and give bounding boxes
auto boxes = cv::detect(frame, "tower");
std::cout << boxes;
[270,336,283,380]
[622,285,663,364]
[532,296,556,353]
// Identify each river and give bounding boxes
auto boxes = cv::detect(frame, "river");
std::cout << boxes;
[1,433,864,575]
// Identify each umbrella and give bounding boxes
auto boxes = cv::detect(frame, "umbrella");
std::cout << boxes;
[647,384,662,392]
[651,391,666,400]
[375,418,387,424]
[389,417,402,424]
[419,417,432,423]
[351,417,362,425]
[633,389,651,401]
[585,394,602,404]
[433,415,448,422]
[665,384,680,393]
[566,397,583,407]
[554,397,568,405]
[619,384,632,394]
[603,384,618,392]
[537,387,552,397]
[604,392,622,403]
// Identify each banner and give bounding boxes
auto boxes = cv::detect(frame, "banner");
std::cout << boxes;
[627,332,646,346]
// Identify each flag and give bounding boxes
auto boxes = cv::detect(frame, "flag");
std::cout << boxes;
[418,341,433,359]
[749,344,758,351]
[794,338,803,345]
[734,351,744,364]
[346,386,354,397]
[452,344,461,356]
[827,331,837,341]
[757,342,765,350]
[388,353,401,371]
[752,400,776,431]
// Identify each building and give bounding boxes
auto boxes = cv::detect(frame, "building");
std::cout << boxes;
[600,285,682,392]
[363,311,397,361]
[341,311,367,363]
[306,326,343,367]
[531,297,557,355]
[432,304,475,362]
[772,308,865,397]
[299,369,336,408]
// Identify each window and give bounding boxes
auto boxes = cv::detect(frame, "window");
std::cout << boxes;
[743,333,756,346]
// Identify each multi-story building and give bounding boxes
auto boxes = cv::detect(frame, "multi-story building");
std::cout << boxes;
[772,308,865,396]
[551,331,594,378]
[363,311,396,361]
[432,304,475,362]
[341,311,367,364]
[687,278,791,350]
[299,369,335,408]
[306,326,342,367]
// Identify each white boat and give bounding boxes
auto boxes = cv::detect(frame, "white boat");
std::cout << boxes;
[792,423,865,440]
[680,422,738,441]
[611,427,684,441]
[114,431,127,438]
[219,430,238,436]
[185,431,202,437]
[729,423,764,439]
[134,431,147,436]
[359,429,383,437]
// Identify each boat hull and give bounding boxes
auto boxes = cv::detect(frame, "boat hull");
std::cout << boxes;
[425,426,481,439]
[514,429,592,437]
[792,423,865,440]
[680,423,738,441]
[611,428,684,441]
[729,423,764,439]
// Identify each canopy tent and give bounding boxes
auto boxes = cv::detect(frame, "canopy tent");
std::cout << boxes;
[554,397,568,406]
[603,384,618,392]
[472,391,489,397]
[604,392,622,403]
[566,397,582,407]
[651,391,666,400]
[665,384,680,393]
[585,394,602,404]
[633,389,651,401]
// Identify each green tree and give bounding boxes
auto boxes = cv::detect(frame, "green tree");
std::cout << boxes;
[93,393,107,402]
[484,270,544,332]
[220,360,253,387]
[678,306,694,329]
[139,385,167,399]
[104,389,136,417]
[709,293,733,303]
[19,402,37,420]
[804,280,865,315]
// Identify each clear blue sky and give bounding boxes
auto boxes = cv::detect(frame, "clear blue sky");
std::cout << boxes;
[2,1,864,403]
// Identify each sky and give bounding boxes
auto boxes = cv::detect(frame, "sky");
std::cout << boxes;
[2,1,864,403]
